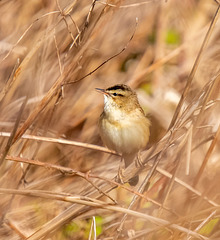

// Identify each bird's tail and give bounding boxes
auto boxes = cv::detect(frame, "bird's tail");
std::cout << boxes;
[123,153,139,186]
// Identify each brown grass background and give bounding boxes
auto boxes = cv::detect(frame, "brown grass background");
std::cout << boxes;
[0,0,220,239]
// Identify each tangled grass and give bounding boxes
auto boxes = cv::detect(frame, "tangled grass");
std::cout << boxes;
[0,0,220,239]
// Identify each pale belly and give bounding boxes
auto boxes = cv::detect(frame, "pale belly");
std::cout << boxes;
[99,116,150,155]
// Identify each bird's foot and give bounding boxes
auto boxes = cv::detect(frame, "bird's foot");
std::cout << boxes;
[115,166,139,186]
[115,167,125,184]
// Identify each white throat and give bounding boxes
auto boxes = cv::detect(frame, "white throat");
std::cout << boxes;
[103,95,126,120]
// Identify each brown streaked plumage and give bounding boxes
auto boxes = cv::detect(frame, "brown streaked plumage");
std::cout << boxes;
[96,84,150,185]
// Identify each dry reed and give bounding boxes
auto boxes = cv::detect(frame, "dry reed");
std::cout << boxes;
[0,0,220,239]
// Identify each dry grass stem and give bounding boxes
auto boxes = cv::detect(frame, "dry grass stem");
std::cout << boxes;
[0,189,210,240]
[0,132,117,155]
[0,1,220,239]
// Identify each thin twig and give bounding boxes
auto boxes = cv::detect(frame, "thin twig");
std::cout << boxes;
[193,124,220,187]
[4,153,177,211]
[195,73,220,127]
[5,155,117,204]
[9,14,138,144]
[0,188,209,240]
[187,210,217,240]
[168,4,220,130]
[0,58,20,103]
[5,219,27,239]
[158,126,194,216]
[65,18,138,85]
[0,132,118,155]
[85,0,97,27]
[0,11,60,63]
[56,0,79,47]
[98,0,158,8]
[155,165,218,207]
[0,97,28,166]
[54,33,63,75]
[115,128,175,238]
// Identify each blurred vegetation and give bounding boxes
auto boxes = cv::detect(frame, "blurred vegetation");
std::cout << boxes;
[0,0,219,239]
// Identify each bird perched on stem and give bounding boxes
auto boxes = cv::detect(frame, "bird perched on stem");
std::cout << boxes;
[96,84,150,185]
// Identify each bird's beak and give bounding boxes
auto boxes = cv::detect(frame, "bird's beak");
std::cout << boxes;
[95,88,109,96]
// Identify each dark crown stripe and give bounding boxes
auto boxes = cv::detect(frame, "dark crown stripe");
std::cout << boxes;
[106,84,130,91]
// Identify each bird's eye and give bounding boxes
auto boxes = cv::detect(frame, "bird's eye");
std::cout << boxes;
[113,93,118,96]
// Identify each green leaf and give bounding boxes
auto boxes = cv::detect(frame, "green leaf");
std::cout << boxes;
[166,29,180,45]
[199,218,219,236]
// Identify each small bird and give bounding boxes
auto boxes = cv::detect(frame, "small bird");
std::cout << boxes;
[96,84,150,185]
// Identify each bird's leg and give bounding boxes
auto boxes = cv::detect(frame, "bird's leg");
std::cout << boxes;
[135,151,144,168]
[115,156,125,184]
